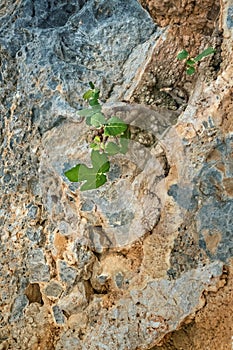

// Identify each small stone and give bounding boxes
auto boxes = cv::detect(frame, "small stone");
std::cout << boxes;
[26,203,39,220]
[26,227,43,243]
[44,281,63,298]
[97,274,109,285]
[27,249,50,282]
[52,305,65,325]
[58,260,77,285]
[115,272,124,289]
[9,295,29,323]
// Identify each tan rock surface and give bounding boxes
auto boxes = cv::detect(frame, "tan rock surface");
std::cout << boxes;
[0,0,232,349]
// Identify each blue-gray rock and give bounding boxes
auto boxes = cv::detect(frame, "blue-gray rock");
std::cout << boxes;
[0,0,161,135]
[227,7,233,28]
[27,249,50,282]
[26,227,43,243]
[44,281,64,299]
[9,295,29,323]
[58,260,78,285]
[52,305,65,325]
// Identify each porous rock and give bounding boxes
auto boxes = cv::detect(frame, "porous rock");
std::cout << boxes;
[0,0,232,349]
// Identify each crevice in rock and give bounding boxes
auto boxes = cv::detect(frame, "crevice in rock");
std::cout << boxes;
[24,283,44,305]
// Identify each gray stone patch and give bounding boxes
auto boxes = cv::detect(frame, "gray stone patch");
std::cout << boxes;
[58,260,78,285]
[198,165,223,197]
[52,305,65,325]
[26,203,39,220]
[9,295,29,323]
[80,199,95,212]
[227,7,233,28]
[0,0,161,135]
[167,184,198,210]
[194,135,233,261]
[115,272,124,289]
[26,227,43,243]
[27,248,50,282]
[44,281,64,299]
[168,228,204,280]
[197,199,233,261]
[106,210,135,228]
[57,284,88,315]
[73,240,95,271]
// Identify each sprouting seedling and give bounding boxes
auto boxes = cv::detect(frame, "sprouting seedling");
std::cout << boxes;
[177,47,216,75]
[64,82,130,191]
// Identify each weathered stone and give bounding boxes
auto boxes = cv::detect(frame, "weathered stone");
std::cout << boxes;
[52,305,65,325]
[26,226,43,243]
[39,103,178,250]
[27,248,50,282]
[58,260,78,285]
[0,0,233,349]
[9,295,29,323]
[57,284,88,316]
[56,262,223,349]
[44,281,63,299]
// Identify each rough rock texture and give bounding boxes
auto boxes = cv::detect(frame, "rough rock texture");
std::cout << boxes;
[0,0,232,350]
[152,263,233,350]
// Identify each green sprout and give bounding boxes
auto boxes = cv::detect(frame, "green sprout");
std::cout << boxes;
[64,82,130,191]
[177,47,216,75]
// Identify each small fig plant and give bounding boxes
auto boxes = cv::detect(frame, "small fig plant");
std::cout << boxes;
[177,47,216,75]
[64,82,130,191]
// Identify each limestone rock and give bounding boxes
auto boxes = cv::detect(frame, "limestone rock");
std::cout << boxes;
[39,102,177,250]
[0,0,233,349]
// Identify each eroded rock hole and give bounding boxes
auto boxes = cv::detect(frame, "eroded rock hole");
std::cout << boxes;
[25,283,43,305]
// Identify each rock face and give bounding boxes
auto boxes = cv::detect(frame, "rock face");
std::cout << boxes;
[0,0,232,350]
[39,103,177,249]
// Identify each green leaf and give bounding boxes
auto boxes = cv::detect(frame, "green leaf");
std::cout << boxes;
[92,104,102,112]
[78,164,106,191]
[177,50,189,60]
[65,151,110,191]
[64,164,81,182]
[186,59,195,66]
[104,117,128,136]
[89,97,99,106]
[89,81,95,89]
[119,137,129,154]
[78,105,102,125]
[94,136,101,143]
[194,47,216,62]
[83,90,94,100]
[78,151,110,191]
[90,142,100,150]
[83,83,100,107]
[105,142,121,155]
[119,127,131,154]
[91,150,109,170]
[90,112,106,127]
[186,66,196,75]
[86,116,92,126]
[98,159,110,173]
[80,172,107,191]
[78,108,94,117]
